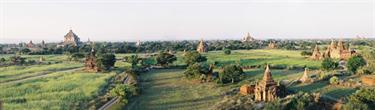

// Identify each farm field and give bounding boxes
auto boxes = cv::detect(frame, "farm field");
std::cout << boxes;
[119,67,357,110]
[115,49,322,68]
[0,54,119,110]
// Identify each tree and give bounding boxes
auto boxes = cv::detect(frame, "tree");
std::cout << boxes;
[321,58,337,71]
[20,48,31,54]
[219,64,244,83]
[329,76,339,85]
[300,50,312,56]
[156,52,177,66]
[347,55,367,73]
[183,63,210,79]
[224,49,231,55]
[0,58,5,63]
[124,55,140,68]
[9,56,26,65]
[96,53,116,71]
[70,53,85,61]
[184,51,207,65]
[110,84,137,104]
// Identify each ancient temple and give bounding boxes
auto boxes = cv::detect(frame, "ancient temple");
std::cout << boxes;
[196,39,208,53]
[242,32,255,42]
[26,40,35,48]
[63,29,81,46]
[311,45,322,60]
[268,41,277,49]
[40,40,46,48]
[254,65,279,102]
[136,40,142,47]
[84,48,100,72]
[323,39,355,60]
[299,68,312,83]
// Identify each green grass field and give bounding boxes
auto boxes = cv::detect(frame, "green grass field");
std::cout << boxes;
[0,49,354,109]
[0,70,115,110]
[123,69,229,110]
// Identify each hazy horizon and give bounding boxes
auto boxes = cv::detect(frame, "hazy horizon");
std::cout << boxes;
[1,0,374,43]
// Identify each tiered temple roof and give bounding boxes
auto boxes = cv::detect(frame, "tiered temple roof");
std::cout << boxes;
[63,29,81,46]
[197,39,208,53]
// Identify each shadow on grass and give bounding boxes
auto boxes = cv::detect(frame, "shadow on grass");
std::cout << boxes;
[288,81,329,93]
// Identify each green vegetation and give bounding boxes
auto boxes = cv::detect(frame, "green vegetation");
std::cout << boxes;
[321,58,337,71]
[110,84,137,104]
[96,53,116,71]
[223,49,231,55]
[0,71,115,110]
[183,51,207,65]
[347,55,367,73]
[125,69,227,110]
[219,64,244,84]
[155,52,177,66]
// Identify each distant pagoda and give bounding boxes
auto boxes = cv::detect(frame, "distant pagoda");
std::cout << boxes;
[310,45,322,60]
[242,32,255,42]
[254,65,279,102]
[63,29,81,46]
[299,68,312,83]
[26,40,35,48]
[323,39,355,60]
[40,40,46,48]
[268,41,277,49]
[84,48,101,72]
[196,39,208,53]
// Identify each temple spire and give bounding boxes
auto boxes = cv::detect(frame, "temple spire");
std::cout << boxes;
[262,64,274,82]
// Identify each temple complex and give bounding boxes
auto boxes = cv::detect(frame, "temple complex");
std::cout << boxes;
[63,29,81,46]
[84,48,100,72]
[268,41,277,49]
[323,40,355,60]
[242,32,255,42]
[26,40,35,48]
[311,45,322,60]
[254,65,279,102]
[197,39,208,53]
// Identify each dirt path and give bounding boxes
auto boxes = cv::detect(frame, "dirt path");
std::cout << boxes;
[125,69,226,110]
[0,67,82,85]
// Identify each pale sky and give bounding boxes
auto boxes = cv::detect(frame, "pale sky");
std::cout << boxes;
[0,0,374,43]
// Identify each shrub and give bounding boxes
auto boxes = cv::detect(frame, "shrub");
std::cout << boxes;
[183,51,207,65]
[224,49,231,55]
[183,63,210,79]
[329,76,339,85]
[110,84,137,104]
[219,64,244,84]
[347,55,367,73]
[156,52,177,66]
[9,56,26,65]
[70,53,85,61]
[96,53,116,71]
[300,51,312,56]
[321,58,337,71]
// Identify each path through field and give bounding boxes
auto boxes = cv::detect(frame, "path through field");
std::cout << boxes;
[0,67,82,85]
[125,69,226,110]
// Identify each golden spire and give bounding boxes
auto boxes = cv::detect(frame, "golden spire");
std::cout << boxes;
[262,64,274,82]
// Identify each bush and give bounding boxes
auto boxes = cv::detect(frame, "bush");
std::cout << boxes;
[347,55,367,73]
[183,51,207,65]
[156,52,177,66]
[183,63,210,79]
[110,84,137,104]
[219,64,244,84]
[9,56,26,65]
[329,76,339,85]
[300,51,312,56]
[96,53,116,71]
[70,53,85,61]
[224,49,231,55]
[321,58,337,71]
